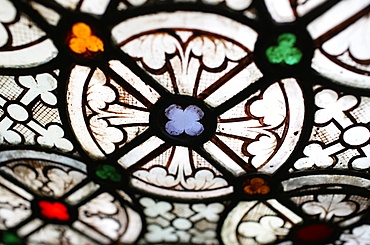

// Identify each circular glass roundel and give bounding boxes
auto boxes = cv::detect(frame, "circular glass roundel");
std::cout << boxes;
[66,10,305,199]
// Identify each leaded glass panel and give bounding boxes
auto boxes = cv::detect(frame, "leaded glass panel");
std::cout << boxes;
[0,0,369,244]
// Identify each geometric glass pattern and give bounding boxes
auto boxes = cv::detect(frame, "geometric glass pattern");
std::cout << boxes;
[0,0,370,244]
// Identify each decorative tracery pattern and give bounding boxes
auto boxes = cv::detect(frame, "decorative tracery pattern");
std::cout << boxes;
[0,73,73,151]
[68,65,151,157]
[0,0,370,244]
[293,85,370,171]
[65,11,305,199]
[139,196,225,244]
[112,11,259,105]
[0,0,57,68]
[222,199,302,244]
[308,0,370,88]
[215,78,304,173]
[0,150,142,245]
[222,173,370,245]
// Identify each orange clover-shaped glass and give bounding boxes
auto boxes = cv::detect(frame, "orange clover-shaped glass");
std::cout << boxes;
[68,22,104,56]
[243,177,270,195]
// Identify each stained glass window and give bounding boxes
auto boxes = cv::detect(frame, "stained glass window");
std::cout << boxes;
[0,0,369,244]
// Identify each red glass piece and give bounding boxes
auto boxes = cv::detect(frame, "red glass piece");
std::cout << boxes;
[38,201,70,221]
[295,223,333,243]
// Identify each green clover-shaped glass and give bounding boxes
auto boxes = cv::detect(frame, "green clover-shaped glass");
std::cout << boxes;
[265,33,303,65]
[2,232,22,245]
[95,164,122,182]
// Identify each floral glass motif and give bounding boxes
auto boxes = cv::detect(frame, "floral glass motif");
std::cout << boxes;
[95,164,122,182]
[243,177,270,195]
[164,104,205,137]
[266,33,303,65]
[38,201,71,221]
[67,22,104,56]
[0,0,370,244]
